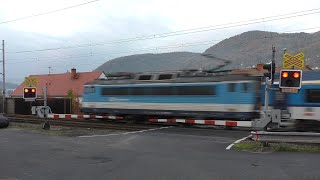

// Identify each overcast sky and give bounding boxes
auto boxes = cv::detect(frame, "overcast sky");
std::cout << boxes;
[1,0,320,84]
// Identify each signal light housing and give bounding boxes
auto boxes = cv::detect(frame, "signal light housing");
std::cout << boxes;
[279,70,302,89]
[263,61,276,83]
[23,87,37,99]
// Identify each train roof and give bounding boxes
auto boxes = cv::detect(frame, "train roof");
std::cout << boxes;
[86,71,262,85]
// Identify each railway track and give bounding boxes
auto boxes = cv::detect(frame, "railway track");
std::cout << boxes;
[6,114,165,131]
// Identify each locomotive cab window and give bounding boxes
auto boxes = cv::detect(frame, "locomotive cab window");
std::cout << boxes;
[84,86,95,93]
[305,89,320,103]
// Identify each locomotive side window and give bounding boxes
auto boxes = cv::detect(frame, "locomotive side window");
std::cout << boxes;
[158,74,173,80]
[243,83,249,92]
[176,86,215,95]
[228,83,236,92]
[101,85,216,96]
[130,87,145,95]
[102,88,129,95]
[138,75,152,80]
[305,89,320,103]
[152,87,173,95]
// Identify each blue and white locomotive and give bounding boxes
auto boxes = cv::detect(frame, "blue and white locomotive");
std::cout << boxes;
[81,71,262,121]
[81,70,320,128]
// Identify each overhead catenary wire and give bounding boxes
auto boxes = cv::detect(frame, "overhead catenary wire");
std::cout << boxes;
[0,0,103,25]
[7,7,320,54]
[7,40,218,65]
[6,25,320,64]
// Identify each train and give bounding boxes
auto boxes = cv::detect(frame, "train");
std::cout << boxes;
[81,70,320,129]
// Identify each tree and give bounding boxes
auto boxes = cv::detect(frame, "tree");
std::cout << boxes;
[67,89,81,114]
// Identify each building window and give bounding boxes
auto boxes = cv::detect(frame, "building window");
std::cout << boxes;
[305,89,320,103]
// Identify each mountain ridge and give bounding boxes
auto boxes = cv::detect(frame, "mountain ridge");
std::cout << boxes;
[95,30,320,73]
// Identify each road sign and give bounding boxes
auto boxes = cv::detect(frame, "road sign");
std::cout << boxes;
[283,52,305,69]
[24,77,39,87]
[280,88,299,94]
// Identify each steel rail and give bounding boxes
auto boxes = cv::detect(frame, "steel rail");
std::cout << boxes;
[7,115,162,131]
[251,131,320,144]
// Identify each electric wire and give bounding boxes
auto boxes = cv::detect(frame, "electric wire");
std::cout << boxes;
[7,8,320,54]
[0,0,103,25]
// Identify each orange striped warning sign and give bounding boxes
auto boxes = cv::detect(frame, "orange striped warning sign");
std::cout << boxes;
[283,52,305,69]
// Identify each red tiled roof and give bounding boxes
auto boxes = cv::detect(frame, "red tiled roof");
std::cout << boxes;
[12,70,103,97]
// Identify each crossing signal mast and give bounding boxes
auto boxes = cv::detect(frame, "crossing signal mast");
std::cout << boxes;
[253,46,282,129]
[263,61,276,84]
[252,48,305,130]
[262,46,276,112]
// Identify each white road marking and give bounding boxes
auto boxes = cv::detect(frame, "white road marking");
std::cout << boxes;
[78,126,172,138]
[226,135,251,150]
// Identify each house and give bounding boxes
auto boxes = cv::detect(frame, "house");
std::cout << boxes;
[9,68,106,114]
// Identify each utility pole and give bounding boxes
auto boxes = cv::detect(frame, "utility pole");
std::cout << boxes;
[264,46,276,111]
[48,67,52,74]
[271,45,276,84]
[2,40,5,114]
[42,83,50,130]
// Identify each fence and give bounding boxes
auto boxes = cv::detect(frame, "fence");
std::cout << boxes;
[4,97,72,115]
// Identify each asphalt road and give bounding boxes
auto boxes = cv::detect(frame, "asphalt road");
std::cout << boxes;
[0,126,319,180]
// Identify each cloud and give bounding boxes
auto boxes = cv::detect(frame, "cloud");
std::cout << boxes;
[0,0,320,83]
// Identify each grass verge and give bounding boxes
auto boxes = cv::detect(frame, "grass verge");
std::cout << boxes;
[233,141,320,153]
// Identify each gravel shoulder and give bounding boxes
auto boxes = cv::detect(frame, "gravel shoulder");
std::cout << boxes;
[7,122,127,137]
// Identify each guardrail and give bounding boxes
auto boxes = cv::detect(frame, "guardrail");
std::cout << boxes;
[251,131,320,144]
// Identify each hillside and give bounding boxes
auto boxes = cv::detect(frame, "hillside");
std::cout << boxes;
[0,82,18,89]
[205,30,320,68]
[95,30,320,73]
[95,52,225,73]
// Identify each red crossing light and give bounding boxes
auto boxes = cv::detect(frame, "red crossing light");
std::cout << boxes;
[293,72,300,78]
[282,72,288,78]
